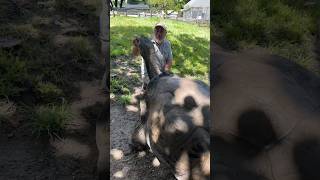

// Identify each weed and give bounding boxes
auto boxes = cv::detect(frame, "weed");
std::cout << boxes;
[119,94,132,105]
[111,76,130,94]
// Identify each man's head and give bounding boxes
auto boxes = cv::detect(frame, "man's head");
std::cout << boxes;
[154,23,167,44]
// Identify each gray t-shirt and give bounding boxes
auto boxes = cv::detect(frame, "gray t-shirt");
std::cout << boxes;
[141,38,173,83]
[152,39,173,71]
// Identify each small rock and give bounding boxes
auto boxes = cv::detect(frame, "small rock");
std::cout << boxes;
[110,148,124,160]
[125,105,138,112]
[138,151,146,158]
[152,157,160,167]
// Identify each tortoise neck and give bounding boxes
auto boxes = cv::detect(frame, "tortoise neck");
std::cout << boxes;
[139,39,162,80]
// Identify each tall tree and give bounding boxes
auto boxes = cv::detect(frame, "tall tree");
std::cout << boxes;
[147,0,182,16]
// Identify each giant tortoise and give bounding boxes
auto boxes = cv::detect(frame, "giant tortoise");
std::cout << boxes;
[131,37,211,180]
[212,42,320,180]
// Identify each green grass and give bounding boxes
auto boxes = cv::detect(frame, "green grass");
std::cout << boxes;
[30,103,72,137]
[67,36,95,63]
[212,0,319,74]
[213,0,315,44]
[111,76,131,94]
[111,16,210,82]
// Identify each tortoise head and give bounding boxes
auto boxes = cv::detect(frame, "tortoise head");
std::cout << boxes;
[132,36,155,57]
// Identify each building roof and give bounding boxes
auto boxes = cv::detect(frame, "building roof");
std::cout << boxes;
[183,0,210,10]
[119,3,150,10]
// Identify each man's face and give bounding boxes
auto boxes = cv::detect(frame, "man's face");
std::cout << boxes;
[154,26,166,43]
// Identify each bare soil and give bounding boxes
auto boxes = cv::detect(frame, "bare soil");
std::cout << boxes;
[110,100,175,180]
[0,80,105,179]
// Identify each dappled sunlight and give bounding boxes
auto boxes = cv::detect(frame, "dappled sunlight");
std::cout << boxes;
[173,80,210,107]
[167,118,189,133]
[189,108,205,127]
[135,127,147,145]
[151,125,161,144]
[51,138,91,159]
[152,157,161,167]
[113,170,124,178]
[174,151,190,179]
[138,151,146,158]
[200,151,210,176]
[111,148,124,160]
[113,167,130,179]
[125,105,139,112]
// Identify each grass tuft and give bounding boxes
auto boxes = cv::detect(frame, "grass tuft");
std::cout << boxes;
[36,82,64,104]
[30,103,72,138]
[67,36,95,63]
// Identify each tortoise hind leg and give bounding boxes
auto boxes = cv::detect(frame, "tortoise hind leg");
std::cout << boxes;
[131,97,149,152]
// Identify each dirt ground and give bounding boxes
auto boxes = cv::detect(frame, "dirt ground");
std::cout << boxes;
[0,80,105,179]
[110,100,175,180]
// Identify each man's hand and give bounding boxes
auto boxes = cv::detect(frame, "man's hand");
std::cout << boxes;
[164,61,172,72]
[132,38,140,57]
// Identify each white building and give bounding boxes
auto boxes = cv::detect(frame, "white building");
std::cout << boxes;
[183,0,210,22]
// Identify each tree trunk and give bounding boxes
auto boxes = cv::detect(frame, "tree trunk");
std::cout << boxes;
[114,0,118,7]
[97,0,110,179]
